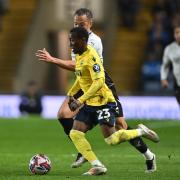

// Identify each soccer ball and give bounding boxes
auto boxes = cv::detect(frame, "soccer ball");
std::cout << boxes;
[29,154,51,175]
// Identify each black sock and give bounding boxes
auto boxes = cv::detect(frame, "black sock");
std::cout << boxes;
[58,118,74,136]
[76,153,83,160]
[128,126,148,153]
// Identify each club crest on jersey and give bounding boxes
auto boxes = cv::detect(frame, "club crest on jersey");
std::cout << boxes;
[93,64,101,73]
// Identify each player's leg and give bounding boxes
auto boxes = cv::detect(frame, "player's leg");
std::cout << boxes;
[57,96,86,167]
[69,107,107,175]
[97,103,142,142]
[57,97,77,136]
[57,90,83,136]
[115,101,157,172]
[97,103,159,144]
[174,79,180,106]
[127,125,156,173]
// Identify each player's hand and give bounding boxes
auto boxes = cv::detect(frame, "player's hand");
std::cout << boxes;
[68,96,75,106]
[68,97,82,111]
[161,80,169,88]
[35,48,54,63]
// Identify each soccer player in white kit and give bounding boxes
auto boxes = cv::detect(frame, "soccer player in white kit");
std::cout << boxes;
[161,22,180,106]
[36,8,157,173]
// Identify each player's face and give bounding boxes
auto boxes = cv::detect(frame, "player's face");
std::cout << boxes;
[73,15,92,32]
[69,33,84,54]
[174,27,180,44]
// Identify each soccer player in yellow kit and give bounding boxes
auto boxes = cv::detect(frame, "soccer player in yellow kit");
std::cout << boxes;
[67,27,159,175]
[36,9,158,173]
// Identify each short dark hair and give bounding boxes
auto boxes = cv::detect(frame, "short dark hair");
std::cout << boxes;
[74,8,93,19]
[174,21,180,29]
[70,27,89,43]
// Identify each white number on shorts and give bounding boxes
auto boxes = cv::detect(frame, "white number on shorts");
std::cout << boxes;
[97,108,110,120]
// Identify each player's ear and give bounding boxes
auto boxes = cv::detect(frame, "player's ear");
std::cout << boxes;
[89,19,93,27]
[82,37,87,43]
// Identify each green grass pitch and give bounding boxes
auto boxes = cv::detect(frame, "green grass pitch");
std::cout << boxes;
[0,117,180,180]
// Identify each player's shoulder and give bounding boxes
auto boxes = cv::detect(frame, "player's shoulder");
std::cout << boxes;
[165,41,177,50]
[163,42,177,56]
[88,32,102,45]
[86,46,101,63]
[87,45,100,58]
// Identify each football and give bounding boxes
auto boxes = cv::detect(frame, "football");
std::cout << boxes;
[29,154,51,175]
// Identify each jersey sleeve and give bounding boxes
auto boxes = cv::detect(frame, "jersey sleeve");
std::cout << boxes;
[161,47,171,80]
[78,78,104,104]
[78,56,105,104]
[67,78,81,97]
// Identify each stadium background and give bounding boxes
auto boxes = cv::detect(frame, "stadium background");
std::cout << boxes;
[0,0,180,179]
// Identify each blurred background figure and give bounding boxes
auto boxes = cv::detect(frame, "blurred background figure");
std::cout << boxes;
[117,0,140,28]
[141,52,161,94]
[161,22,180,106]
[19,81,43,116]
[0,0,179,103]
[0,0,9,31]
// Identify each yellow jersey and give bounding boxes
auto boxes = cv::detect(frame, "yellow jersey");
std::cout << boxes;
[68,45,115,106]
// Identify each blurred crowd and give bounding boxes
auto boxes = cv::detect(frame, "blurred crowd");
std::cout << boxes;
[117,0,140,28]
[117,0,180,94]
[141,0,180,94]
[0,0,9,31]
[19,81,43,116]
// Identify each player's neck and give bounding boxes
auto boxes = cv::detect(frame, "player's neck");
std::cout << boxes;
[78,46,87,55]
[176,41,180,46]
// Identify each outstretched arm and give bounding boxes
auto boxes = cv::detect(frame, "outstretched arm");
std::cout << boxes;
[36,48,75,71]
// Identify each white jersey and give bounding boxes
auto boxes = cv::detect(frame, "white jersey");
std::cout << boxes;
[71,31,103,62]
[161,42,180,86]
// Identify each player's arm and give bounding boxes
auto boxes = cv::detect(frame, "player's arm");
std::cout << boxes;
[67,79,81,97]
[160,47,171,88]
[67,79,83,111]
[78,77,104,104]
[36,48,75,71]
[78,60,104,104]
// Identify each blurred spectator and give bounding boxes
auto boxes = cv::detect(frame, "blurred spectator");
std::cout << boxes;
[19,81,43,116]
[0,0,9,31]
[152,0,178,18]
[172,12,180,27]
[142,52,161,94]
[142,0,179,95]
[153,41,164,60]
[161,22,180,105]
[117,0,139,28]
[148,22,171,47]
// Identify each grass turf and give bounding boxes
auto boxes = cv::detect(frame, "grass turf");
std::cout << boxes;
[0,117,180,180]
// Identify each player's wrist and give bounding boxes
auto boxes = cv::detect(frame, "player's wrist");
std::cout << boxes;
[51,57,57,63]
[78,98,84,104]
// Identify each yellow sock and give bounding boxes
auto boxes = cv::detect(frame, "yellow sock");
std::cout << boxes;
[70,129,98,162]
[105,129,139,145]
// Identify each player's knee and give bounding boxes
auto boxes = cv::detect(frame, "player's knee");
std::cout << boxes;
[57,107,70,119]
[116,117,128,130]
[57,108,65,119]
[69,130,84,142]
[104,133,119,145]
